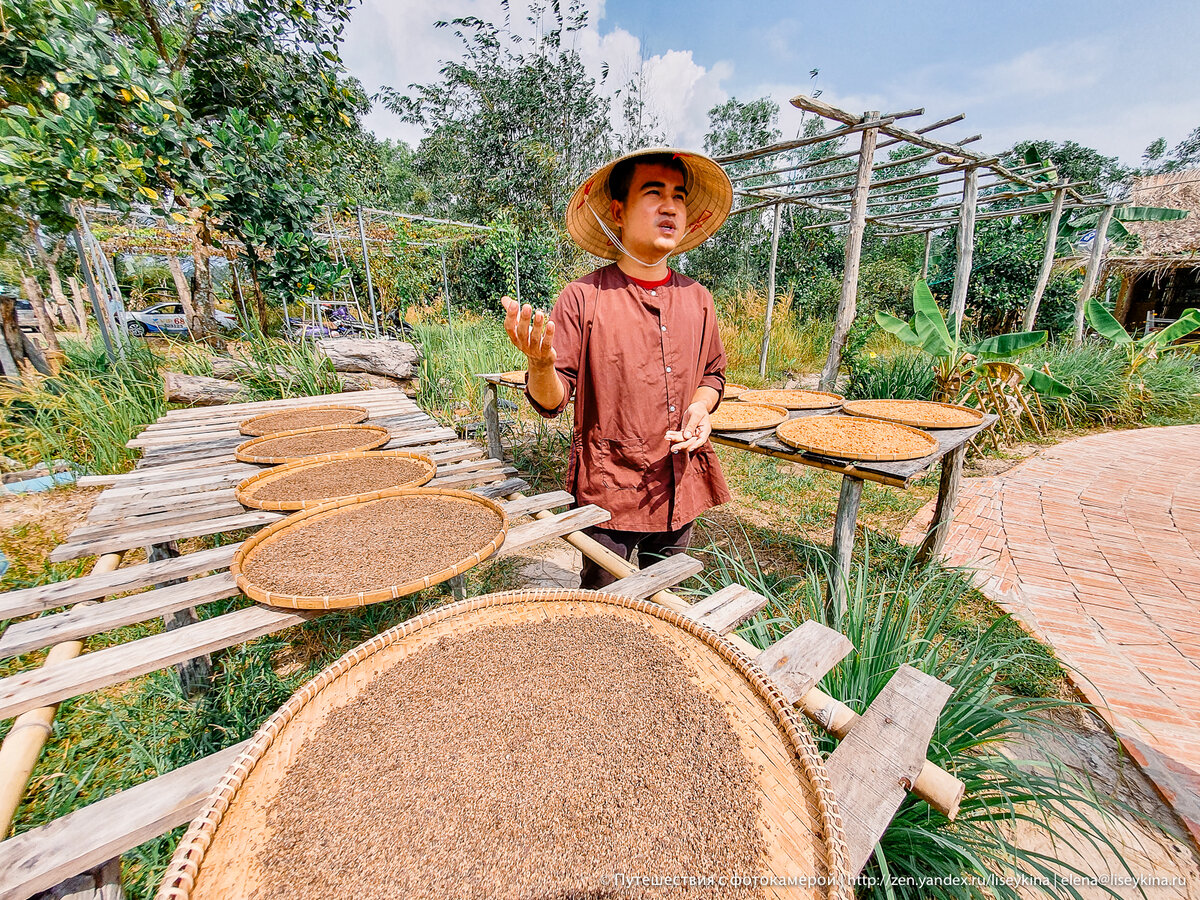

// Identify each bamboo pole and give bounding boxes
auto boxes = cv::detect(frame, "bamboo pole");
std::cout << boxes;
[1073,204,1115,346]
[0,551,126,838]
[757,202,783,378]
[948,165,979,332]
[354,206,381,338]
[532,508,964,818]
[819,117,879,392]
[921,231,933,280]
[1022,185,1066,331]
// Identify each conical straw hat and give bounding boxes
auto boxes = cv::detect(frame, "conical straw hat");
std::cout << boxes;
[565,147,733,259]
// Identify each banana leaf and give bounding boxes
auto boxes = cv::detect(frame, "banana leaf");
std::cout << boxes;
[1085,298,1133,344]
[911,277,954,354]
[969,330,1047,359]
[1147,307,1200,348]
[1112,206,1188,223]
[875,310,923,348]
[1020,365,1072,398]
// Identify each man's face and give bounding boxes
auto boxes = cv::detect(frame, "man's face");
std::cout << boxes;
[610,163,689,260]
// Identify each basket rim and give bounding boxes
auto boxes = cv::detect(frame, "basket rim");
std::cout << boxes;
[710,402,790,432]
[840,398,985,430]
[775,414,939,461]
[234,450,437,511]
[155,588,852,900]
[234,423,391,465]
[738,388,846,410]
[231,486,508,609]
[238,405,370,437]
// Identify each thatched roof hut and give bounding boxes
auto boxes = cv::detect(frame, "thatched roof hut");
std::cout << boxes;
[1106,170,1200,328]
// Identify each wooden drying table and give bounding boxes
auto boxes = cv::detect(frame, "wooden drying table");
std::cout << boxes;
[711,408,998,610]
[0,387,967,897]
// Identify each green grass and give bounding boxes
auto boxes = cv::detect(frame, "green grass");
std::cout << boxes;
[409,315,525,419]
[845,349,936,401]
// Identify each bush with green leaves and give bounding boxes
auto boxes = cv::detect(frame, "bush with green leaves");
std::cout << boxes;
[845,351,936,401]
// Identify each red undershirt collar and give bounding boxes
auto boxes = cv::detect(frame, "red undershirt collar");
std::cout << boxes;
[624,269,673,290]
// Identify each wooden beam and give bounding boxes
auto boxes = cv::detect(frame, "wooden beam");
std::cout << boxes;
[756,620,853,705]
[1022,185,1067,331]
[916,445,965,564]
[495,505,612,557]
[680,584,768,634]
[0,741,249,900]
[758,202,783,378]
[825,665,956,874]
[1073,203,1115,345]
[818,120,879,392]
[948,165,979,332]
[602,554,704,600]
[828,476,863,615]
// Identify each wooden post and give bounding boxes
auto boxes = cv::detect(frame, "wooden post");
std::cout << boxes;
[920,230,933,280]
[355,206,381,338]
[758,202,784,378]
[948,165,979,333]
[21,274,62,354]
[1073,203,1115,346]
[482,381,504,462]
[166,256,200,339]
[441,251,452,328]
[147,542,212,697]
[819,116,879,392]
[71,230,116,362]
[916,444,965,563]
[1113,274,1135,327]
[1022,185,1066,331]
[68,277,89,338]
[0,295,51,376]
[828,475,864,615]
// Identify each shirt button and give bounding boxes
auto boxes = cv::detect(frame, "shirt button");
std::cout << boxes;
[669,405,676,412]
[649,290,657,296]
[665,366,672,373]
[661,325,667,332]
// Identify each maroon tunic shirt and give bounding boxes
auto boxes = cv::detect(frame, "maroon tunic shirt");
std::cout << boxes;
[527,264,732,531]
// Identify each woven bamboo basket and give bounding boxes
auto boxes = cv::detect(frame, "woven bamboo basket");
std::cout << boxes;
[234,424,391,465]
[710,402,789,432]
[231,487,508,609]
[739,389,845,410]
[157,589,852,900]
[724,382,749,399]
[237,405,369,437]
[841,398,984,430]
[234,450,436,511]
[776,415,939,461]
[497,369,527,385]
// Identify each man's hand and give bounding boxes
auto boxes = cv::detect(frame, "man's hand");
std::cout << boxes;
[666,400,712,454]
[501,295,555,368]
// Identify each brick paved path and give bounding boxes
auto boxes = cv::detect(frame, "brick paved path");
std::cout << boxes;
[901,425,1200,845]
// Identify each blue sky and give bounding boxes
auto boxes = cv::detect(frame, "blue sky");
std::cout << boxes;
[343,0,1200,165]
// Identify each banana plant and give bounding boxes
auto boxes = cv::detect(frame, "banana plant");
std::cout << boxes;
[876,278,1071,400]
[1085,298,1200,372]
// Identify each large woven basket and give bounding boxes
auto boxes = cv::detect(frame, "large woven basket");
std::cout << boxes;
[231,487,508,609]
[776,415,939,462]
[234,450,436,511]
[234,424,391,465]
[157,589,852,900]
[841,398,984,430]
[238,405,368,437]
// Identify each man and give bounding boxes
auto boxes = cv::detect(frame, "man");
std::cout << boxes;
[502,148,734,588]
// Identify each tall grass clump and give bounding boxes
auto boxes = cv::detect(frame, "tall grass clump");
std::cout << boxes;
[410,316,523,417]
[682,539,1137,900]
[1026,340,1200,425]
[0,335,166,474]
[187,333,342,400]
[718,288,833,384]
[845,350,935,401]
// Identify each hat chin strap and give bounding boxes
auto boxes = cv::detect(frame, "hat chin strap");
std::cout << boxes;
[588,202,674,268]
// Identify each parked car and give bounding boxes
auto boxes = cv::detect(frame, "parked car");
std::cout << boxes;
[118,303,237,337]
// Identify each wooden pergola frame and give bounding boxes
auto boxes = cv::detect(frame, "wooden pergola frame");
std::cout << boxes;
[721,93,1109,383]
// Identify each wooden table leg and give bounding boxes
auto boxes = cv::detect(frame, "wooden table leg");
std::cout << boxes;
[917,444,965,564]
[482,381,504,462]
[828,475,863,616]
[148,541,212,697]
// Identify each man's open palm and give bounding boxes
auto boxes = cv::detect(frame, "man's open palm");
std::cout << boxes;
[501,296,556,367]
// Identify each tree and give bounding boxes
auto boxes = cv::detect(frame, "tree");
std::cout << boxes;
[379,1,614,236]
[1006,139,1131,194]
